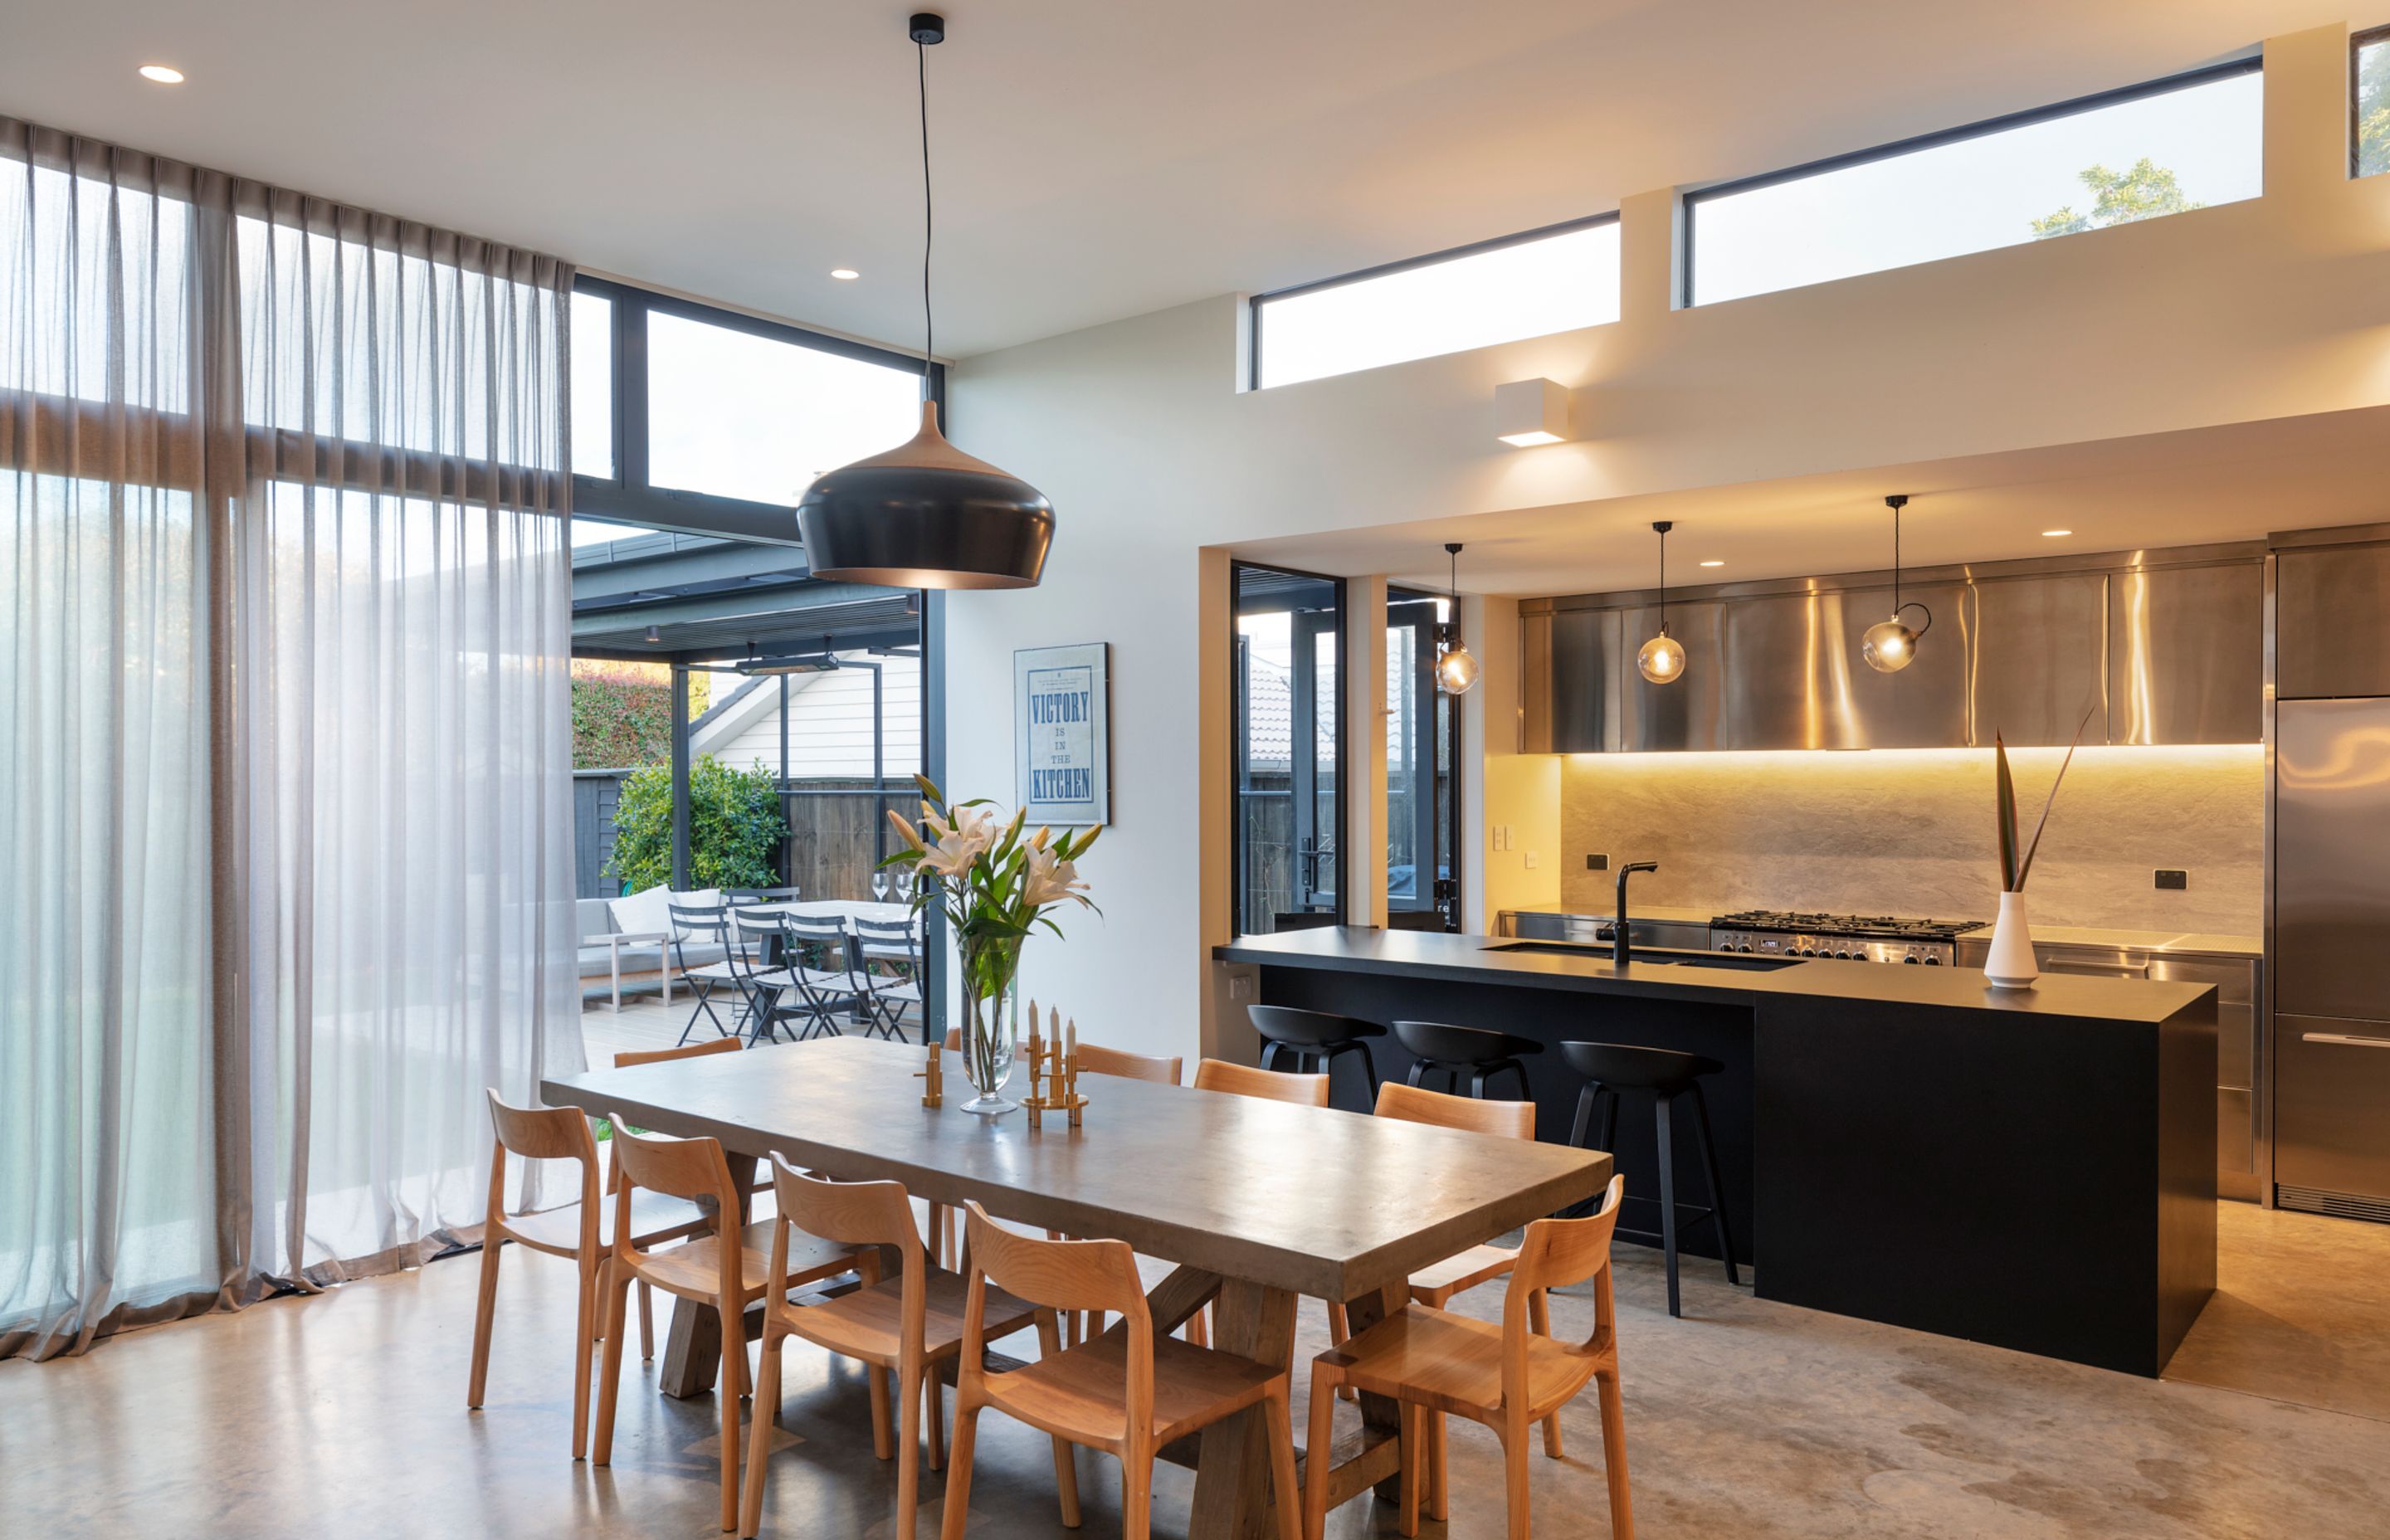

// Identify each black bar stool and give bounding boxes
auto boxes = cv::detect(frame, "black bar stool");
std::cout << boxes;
[1247,1005,1383,1109]
[1392,1020,1544,1099]
[1559,1040,1739,1318]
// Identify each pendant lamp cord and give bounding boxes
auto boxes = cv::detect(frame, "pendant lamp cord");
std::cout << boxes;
[1892,501,1901,613]
[918,39,934,387]
[1658,526,1668,634]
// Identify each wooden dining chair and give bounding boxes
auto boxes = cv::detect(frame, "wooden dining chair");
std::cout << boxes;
[1302,1175,1632,1540]
[610,1037,749,1358]
[1193,1057,1331,1105]
[739,1157,1068,1538]
[941,1201,1305,1540]
[591,1120,868,1532]
[1076,1040,1183,1085]
[466,1089,718,1457]
[1349,1079,1560,1519]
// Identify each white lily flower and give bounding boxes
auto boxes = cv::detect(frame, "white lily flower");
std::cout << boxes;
[1023,845,1091,909]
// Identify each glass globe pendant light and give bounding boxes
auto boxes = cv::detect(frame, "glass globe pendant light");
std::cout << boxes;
[1861,494,1932,674]
[1636,520,1686,685]
[795,12,1054,589]
[1433,542,1480,694]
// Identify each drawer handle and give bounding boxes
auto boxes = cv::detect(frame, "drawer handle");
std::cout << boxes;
[2302,1032,2390,1050]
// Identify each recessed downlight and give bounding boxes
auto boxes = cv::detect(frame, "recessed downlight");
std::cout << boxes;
[2041,529,2073,538]
[830,267,861,280]
[138,64,185,84]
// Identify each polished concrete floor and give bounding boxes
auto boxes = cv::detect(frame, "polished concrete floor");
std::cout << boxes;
[7,1193,2390,1538]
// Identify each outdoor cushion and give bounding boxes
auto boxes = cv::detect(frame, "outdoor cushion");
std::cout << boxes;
[608,885,720,938]
[576,897,618,940]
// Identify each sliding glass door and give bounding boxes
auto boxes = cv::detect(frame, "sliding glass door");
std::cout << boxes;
[1232,564,1344,935]
[1386,593,1453,928]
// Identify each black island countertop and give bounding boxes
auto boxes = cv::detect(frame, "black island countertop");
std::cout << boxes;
[1217,924,2218,1377]
[1218,925,2212,1023]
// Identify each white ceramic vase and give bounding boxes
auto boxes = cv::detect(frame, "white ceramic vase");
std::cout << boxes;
[1984,890,2039,987]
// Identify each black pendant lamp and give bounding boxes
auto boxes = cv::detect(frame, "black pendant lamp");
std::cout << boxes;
[796,12,1053,590]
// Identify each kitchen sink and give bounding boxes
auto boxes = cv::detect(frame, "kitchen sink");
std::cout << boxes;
[1485,942,1800,972]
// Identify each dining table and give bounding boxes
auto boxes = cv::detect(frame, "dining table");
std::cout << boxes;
[542,1036,1612,1535]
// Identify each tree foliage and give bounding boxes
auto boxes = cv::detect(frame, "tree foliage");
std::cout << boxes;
[605,755,788,893]
[2361,38,2390,179]
[2030,158,2202,241]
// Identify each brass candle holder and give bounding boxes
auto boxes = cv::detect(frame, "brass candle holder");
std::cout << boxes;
[915,1032,944,1108]
[1022,1004,1087,1130]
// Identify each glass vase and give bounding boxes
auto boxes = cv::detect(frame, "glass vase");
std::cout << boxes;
[957,934,1023,1114]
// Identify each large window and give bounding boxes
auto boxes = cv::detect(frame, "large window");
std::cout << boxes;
[570,277,934,545]
[1232,563,1344,935]
[2355,26,2390,178]
[1686,60,2262,306]
[1251,217,1620,390]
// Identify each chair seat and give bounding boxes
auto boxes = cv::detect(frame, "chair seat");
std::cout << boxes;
[1407,1241,1520,1304]
[677,959,754,984]
[752,966,861,995]
[1559,1040,1724,1091]
[637,1219,863,1304]
[990,1322,1283,1445]
[1393,1019,1544,1065]
[867,979,924,1004]
[502,1187,711,1258]
[1320,1303,1597,1421]
[783,1268,1042,1365]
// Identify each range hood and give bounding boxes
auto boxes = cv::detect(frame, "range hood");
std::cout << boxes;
[1520,542,2261,753]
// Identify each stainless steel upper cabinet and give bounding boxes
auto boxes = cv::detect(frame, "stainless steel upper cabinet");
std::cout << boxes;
[2277,543,2390,699]
[1545,607,1622,753]
[1719,592,1863,749]
[1968,572,2109,746]
[2110,562,2262,743]
[1615,600,1726,750]
[1837,581,1973,748]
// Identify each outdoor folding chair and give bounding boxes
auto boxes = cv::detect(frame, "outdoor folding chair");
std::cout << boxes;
[850,914,926,1042]
[773,914,870,1040]
[731,909,802,1045]
[666,901,742,1045]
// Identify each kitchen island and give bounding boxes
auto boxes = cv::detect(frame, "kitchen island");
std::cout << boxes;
[1217,925,2217,1376]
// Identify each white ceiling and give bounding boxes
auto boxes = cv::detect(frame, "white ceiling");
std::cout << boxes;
[1227,408,2390,597]
[1,1,2351,358]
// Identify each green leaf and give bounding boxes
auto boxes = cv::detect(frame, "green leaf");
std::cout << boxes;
[1994,733,2018,894]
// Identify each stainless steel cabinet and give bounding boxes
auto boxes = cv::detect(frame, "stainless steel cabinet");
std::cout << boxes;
[1971,572,2108,747]
[2277,542,2390,699]
[1615,601,1726,752]
[2110,562,2263,743]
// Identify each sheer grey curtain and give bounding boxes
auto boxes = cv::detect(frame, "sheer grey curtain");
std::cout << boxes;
[0,118,580,1358]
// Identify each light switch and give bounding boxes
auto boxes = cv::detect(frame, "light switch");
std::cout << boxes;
[1524,850,1540,870]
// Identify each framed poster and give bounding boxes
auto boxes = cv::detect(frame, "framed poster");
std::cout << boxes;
[1015,642,1111,826]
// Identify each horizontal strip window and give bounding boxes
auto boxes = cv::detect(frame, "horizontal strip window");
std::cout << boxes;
[1250,215,1620,391]
[571,275,938,548]
[1685,57,2262,307]
[2355,25,2390,178]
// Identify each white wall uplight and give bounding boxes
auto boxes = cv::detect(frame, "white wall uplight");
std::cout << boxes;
[1495,378,1573,446]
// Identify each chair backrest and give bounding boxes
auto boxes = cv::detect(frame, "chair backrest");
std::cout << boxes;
[958,1202,1150,1440]
[613,1037,744,1070]
[668,901,727,937]
[485,1089,601,1163]
[732,909,785,971]
[1502,1174,1627,1402]
[943,1026,964,1053]
[1076,1039,1183,1086]
[1193,1057,1330,1106]
[604,1117,740,1236]
[1373,1079,1534,1139]
[851,915,922,972]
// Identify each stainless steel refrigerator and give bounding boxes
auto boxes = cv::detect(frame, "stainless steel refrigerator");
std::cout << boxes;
[2273,694,2390,1220]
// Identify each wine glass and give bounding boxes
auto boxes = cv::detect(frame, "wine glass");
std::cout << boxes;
[872,870,889,903]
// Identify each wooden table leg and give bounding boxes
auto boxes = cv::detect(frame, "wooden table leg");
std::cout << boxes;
[1340,1282,1408,1503]
[1187,1278,1297,1540]
[657,1156,764,1401]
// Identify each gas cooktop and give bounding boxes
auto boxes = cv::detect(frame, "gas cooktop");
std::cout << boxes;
[1709,909,1987,964]
[1710,910,1984,941]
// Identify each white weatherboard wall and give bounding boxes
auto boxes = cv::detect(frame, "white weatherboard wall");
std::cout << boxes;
[946,24,2388,1061]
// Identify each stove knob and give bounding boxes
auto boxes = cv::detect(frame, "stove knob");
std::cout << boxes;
[1739,944,1755,953]
[1903,954,1921,964]
[1923,955,1943,965]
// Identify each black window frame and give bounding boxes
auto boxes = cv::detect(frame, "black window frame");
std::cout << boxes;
[1246,211,1622,392]
[1387,584,1464,933]
[1680,54,2265,307]
[1229,560,1349,938]
[2352,24,2390,179]
[571,274,944,545]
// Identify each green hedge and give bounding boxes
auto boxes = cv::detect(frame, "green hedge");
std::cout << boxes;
[606,755,788,893]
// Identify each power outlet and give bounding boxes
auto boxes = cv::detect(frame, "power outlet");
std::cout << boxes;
[2154,869,2188,891]
[1228,972,1254,1001]
[1586,853,1610,871]
[1524,850,1540,870]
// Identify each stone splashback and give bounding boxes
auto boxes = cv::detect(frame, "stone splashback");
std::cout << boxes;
[1558,745,2262,934]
